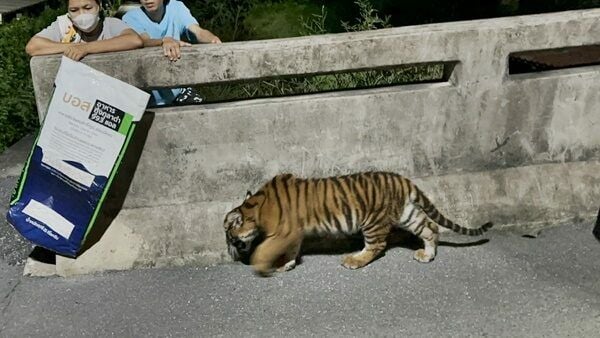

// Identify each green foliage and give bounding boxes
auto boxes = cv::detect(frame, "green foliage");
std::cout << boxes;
[187,0,260,42]
[102,0,124,17]
[300,5,328,35]
[341,0,391,32]
[197,0,441,102]
[192,0,600,103]
[244,0,323,39]
[335,0,402,91]
[517,0,600,14]
[0,7,64,153]
[196,64,443,103]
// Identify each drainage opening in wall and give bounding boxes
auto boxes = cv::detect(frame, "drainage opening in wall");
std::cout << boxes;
[189,61,456,104]
[509,45,600,75]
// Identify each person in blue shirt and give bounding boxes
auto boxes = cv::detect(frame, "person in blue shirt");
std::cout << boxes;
[123,0,221,106]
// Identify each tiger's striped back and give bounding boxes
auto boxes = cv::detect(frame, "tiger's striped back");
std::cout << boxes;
[258,171,491,237]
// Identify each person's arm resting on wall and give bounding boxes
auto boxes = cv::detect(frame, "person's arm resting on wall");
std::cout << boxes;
[26,36,74,56]
[135,26,221,61]
[26,29,143,61]
[138,33,191,61]
[66,28,143,60]
[187,24,221,44]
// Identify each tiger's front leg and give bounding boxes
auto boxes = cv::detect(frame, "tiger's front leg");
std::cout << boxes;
[276,241,301,273]
[250,233,302,277]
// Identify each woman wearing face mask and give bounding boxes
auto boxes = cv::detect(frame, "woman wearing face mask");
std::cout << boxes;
[25,0,143,61]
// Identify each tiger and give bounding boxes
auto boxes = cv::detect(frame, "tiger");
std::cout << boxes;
[223,171,493,276]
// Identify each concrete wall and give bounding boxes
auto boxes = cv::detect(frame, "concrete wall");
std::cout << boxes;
[29,9,600,275]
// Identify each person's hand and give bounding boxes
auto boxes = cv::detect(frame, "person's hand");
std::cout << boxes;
[64,44,89,61]
[210,36,222,44]
[162,37,191,61]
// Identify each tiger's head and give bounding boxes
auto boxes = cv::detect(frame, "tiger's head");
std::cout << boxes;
[223,191,265,262]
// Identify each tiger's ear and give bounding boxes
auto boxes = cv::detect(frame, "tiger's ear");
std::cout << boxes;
[245,191,252,201]
[243,191,266,209]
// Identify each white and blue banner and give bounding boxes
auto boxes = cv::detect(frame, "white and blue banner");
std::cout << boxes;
[6,57,149,257]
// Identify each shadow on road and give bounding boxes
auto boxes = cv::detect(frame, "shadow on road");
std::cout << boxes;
[234,227,493,268]
[593,206,600,242]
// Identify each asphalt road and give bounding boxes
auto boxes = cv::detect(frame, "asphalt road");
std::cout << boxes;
[1,223,599,337]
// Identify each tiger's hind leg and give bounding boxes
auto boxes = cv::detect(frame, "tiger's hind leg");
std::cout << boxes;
[342,223,391,270]
[412,221,439,263]
[397,206,439,263]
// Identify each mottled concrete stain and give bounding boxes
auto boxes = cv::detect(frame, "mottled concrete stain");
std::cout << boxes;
[55,221,144,276]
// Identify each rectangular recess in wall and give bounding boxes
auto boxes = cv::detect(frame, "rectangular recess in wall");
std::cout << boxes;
[509,45,600,75]
[189,61,457,104]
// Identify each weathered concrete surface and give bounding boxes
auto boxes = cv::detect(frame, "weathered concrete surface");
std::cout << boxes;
[26,10,600,275]
[2,223,600,337]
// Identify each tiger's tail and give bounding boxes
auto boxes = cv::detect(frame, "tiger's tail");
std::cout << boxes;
[408,182,493,236]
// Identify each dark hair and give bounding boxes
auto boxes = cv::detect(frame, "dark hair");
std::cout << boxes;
[66,0,102,6]
[67,0,105,22]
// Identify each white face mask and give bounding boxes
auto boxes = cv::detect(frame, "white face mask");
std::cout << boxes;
[70,13,100,33]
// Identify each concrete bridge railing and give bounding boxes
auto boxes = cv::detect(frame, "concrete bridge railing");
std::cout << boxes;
[28,9,600,276]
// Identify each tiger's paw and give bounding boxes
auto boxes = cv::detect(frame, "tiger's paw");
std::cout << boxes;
[413,249,434,263]
[252,264,275,277]
[341,254,368,270]
[254,269,274,278]
[276,259,297,272]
